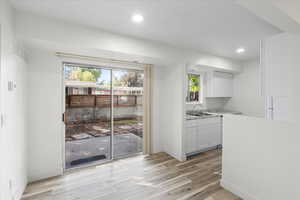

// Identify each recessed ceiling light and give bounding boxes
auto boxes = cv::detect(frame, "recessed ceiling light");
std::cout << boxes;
[236,48,245,54]
[132,14,144,23]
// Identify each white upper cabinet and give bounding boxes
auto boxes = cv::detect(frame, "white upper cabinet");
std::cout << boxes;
[206,71,233,97]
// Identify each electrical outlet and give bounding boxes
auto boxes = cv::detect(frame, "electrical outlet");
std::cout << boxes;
[8,81,16,91]
[8,81,13,91]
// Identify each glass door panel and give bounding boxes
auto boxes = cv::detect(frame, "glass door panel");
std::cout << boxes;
[64,64,112,169]
[112,69,144,159]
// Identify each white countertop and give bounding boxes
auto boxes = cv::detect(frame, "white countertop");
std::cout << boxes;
[204,110,242,116]
[185,114,220,120]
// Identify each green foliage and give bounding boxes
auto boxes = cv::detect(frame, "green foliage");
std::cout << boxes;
[81,68,101,81]
[69,67,101,82]
[188,74,200,92]
[79,71,95,81]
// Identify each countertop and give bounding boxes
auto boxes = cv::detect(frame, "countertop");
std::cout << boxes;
[185,113,220,120]
[185,110,242,120]
[205,110,242,116]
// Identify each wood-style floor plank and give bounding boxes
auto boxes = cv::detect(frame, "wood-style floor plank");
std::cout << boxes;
[22,150,241,200]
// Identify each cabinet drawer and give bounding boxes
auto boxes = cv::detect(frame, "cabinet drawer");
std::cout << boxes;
[185,119,198,127]
[197,117,221,125]
[185,117,221,127]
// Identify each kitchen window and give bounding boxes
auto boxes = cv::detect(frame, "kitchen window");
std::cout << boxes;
[186,73,202,104]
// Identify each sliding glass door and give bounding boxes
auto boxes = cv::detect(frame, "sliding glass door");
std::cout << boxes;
[63,63,144,169]
[112,69,144,159]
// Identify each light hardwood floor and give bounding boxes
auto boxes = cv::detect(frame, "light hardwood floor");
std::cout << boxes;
[22,150,241,200]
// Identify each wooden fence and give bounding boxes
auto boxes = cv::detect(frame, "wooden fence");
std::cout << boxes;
[66,94,143,108]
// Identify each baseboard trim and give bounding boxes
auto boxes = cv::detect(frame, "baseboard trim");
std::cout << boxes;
[221,179,258,200]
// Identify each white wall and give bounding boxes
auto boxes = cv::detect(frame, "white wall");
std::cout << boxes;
[26,49,64,182]
[160,65,185,161]
[221,115,300,200]
[225,60,265,117]
[0,0,28,199]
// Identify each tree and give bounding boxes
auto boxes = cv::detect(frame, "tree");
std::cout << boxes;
[120,72,143,87]
[188,74,200,92]
[79,71,95,81]
[187,74,200,102]
[81,68,101,81]
[68,67,101,82]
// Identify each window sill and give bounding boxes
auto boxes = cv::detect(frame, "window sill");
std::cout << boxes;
[186,102,203,105]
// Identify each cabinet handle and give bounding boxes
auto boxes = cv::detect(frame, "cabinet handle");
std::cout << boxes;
[62,113,66,123]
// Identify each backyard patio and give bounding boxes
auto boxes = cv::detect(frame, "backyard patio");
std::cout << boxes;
[65,119,143,168]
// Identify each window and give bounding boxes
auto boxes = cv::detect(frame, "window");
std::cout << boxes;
[186,73,202,103]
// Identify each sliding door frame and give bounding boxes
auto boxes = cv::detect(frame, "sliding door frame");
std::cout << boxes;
[61,61,151,171]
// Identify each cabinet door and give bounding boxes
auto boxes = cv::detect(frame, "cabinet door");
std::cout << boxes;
[199,124,220,148]
[196,127,210,150]
[186,127,196,153]
[213,72,233,97]
[206,72,214,97]
[207,72,233,97]
[207,123,222,146]
[191,128,199,153]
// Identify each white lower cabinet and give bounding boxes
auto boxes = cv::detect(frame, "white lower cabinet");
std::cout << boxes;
[185,117,222,155]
